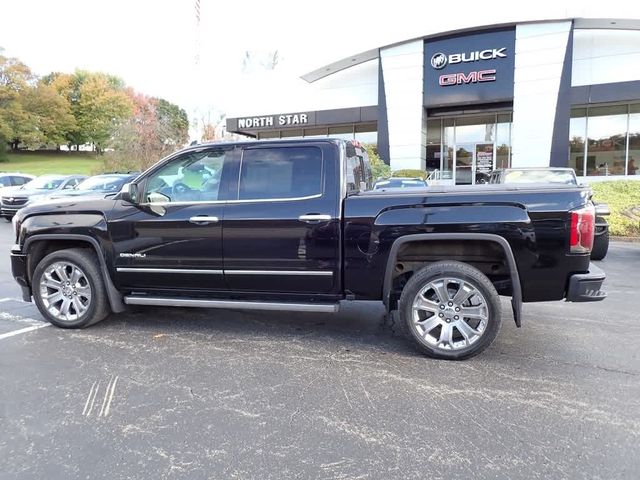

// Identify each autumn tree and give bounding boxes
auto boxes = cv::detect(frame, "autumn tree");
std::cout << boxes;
[106,92,189,171]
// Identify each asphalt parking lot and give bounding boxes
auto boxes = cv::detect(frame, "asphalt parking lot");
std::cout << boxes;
[0,221,638,480]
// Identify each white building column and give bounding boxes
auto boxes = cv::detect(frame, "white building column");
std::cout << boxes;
[511,21,572,167]
[380,40,425,171]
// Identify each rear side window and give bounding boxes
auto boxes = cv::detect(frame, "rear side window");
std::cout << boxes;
[239,147,322,200]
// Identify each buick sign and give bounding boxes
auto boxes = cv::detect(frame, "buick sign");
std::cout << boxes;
[430,52,448,70]
[431,48,507,69]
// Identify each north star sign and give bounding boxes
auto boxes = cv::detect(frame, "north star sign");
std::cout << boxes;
[237,113,310,129]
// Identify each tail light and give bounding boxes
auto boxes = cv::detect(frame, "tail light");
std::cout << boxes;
[569,205,595,254]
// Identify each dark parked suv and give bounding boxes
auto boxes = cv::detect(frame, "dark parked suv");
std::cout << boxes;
[10,140,605,359]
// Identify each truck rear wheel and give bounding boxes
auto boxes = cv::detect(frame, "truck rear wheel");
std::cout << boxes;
[398,261,502,360]
[32,248,110,328]
[590,228,609,261]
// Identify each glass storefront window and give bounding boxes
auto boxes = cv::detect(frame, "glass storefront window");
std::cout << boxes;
[586,105,628,176]
[629,104,640,176]
[426,113,512,184]
[496,113,512,171]
[303,127,328,138]
[442,119,455,180]
[568,104,640,177]
[426,119,441,173]
[569,109,587,176]
[354,131,377,144]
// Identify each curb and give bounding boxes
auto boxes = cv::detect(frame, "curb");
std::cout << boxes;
[611,236,640,243]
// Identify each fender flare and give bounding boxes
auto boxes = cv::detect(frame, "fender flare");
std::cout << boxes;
[23,234,126,313]
[382,233,522,327]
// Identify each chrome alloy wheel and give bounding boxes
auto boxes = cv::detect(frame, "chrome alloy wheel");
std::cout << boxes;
[411,277,489,351]
[39,261,92,322]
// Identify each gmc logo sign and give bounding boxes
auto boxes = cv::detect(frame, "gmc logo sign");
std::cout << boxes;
[439,69,497,86]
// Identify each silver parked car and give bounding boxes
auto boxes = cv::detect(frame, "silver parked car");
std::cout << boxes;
[0,174,87,220]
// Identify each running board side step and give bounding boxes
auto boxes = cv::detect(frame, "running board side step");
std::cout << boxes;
[124,296,340,313]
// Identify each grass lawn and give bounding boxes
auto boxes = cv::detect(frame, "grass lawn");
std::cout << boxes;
[0,152,104,176]
[590,181,640,237]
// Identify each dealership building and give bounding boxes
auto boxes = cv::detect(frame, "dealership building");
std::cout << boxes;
[226,18,640,184]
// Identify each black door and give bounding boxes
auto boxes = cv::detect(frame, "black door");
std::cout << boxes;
[110,147,236,292]
[223,143,341,296]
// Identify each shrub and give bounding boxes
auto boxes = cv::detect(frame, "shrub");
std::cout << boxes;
[590,181,640,237]
[363,143,391,179]
[392,169,427,179]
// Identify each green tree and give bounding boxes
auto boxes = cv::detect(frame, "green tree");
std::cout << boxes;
[157,98,189,146]
[19,82,77,148]
[46,71,133,152]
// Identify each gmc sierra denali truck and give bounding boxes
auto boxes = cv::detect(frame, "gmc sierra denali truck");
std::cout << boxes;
[10,139,606,359]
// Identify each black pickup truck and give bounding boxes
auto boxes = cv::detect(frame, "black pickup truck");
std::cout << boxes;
[10,139,606,359]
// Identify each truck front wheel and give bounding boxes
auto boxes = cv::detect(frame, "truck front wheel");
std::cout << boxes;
[32,248,110,328]
[398,261,502,360]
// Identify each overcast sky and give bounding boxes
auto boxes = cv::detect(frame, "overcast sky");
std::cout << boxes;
[2,0,639,126]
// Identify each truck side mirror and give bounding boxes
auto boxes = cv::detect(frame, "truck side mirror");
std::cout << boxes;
[119,183,138,204]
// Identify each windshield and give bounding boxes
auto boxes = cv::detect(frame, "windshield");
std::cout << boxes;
[503,170,577,185]
[374,178,427,189]
[23,176,65,190]
[76,176,127,191]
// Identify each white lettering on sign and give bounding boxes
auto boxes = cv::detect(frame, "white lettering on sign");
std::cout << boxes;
[238,116,274,129]
[238,113,309,129]
[278,113,309,126]
[431,48,507,70]
[439,69,497,86]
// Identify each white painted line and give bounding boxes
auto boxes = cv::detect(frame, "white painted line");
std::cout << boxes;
[103,376,119,417]
[0,323,49,340]
[83,381,98,416]
[87,381,100,417]
[98,376,114,417]
[0,297,31,304]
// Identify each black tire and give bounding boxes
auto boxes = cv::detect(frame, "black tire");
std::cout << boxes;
[32,248,110,328]
[591,228,609,261]
[2,215,12,222]
[398,261,502,360]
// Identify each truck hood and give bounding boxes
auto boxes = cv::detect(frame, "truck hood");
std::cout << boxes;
[16,196,119,220]
[46,189,114,199]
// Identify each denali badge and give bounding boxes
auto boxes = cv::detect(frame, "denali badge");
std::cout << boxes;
[119,252,146,258]
[430,52,448,70]
[431,48,507,69]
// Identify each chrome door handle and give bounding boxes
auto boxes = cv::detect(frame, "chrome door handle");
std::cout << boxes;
[189,215,219,224]
[298,214,332,222]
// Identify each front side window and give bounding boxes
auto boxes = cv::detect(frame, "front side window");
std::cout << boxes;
[64,178,81,189]
[143,150,227,203]
[25,176,64,190]
[238,147,322,200]
[11,176,30,186]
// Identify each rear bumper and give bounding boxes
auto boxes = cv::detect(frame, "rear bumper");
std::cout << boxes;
[10,245,31,301]
[566,263,606,302]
